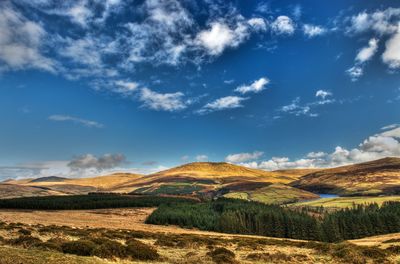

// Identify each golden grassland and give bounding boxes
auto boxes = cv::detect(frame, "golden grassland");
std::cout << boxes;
[0,162,316,200]
[0,208,399,264]
[291,157,400,196]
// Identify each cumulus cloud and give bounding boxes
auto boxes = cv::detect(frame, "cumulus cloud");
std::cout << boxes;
[234,77,269,94]
[356,38,379,63]
[48,115,104,128]
[315,90,332,99]
[139,87,188,112]
[199,96,247,114]
[347,8,400,35]
[271,16,295,35]
[225,151,263,163]
[0,2,56,72]
[303,24,326,37]
[247,18,267,31]
[346,38,379,81]
[237,125,400,170]
[345,8,400,73]
[382,31,400,69]
[195,20,249,56]
[68,153,127,171]
[0,154,127,180]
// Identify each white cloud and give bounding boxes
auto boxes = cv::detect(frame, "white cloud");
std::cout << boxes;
[195,20,249,55]
[280,97,314,117]
[61,37,103,68]
[306,151,327,158]
[113,80,139,95]
[139,87,187,112]
[345,8,400,74]
[238,125,400,170]
[356,38,379,63]
[315,90,332,99]
[382,31,400,69]
[381,124,400,130]
[347,8,400,35]
[271,16,295,35]
[279,93,335,118]
[196,155,208,162]
[346,38,379,81]
[48,115,104,128]
[248,18,267,31]
[303,24,326,37]
[225,151,263,163]
[234,77,269,94]
[346,66,363,81]
[199,96,247,113]
[66,1,93,27]
[0,2,56,72]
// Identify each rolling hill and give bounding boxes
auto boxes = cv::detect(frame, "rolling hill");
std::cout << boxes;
[3,158,400,200]
[291,157,400,196]
[0,162,318,204]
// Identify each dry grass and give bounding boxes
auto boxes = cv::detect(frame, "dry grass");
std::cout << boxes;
[0,209,399,264]
[292,157,400,196]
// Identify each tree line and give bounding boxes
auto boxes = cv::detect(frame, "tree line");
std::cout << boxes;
[0,194,195,210]
[146,198,400,242]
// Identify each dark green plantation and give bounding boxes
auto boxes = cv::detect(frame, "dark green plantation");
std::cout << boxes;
[0,194,196,210]
[146,198,400,242]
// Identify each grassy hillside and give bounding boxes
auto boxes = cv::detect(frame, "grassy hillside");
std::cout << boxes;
[0,173,143,199]
[292,157,400,196]
[223,183,318,204]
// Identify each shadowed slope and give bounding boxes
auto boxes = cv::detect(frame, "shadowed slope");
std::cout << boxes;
[292,157,400,196]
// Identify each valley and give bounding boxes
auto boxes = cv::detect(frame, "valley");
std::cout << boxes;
[1,157,400,263]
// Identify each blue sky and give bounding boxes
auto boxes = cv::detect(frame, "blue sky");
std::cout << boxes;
[1,0,400,179]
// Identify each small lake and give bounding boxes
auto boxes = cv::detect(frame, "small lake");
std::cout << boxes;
[317,193,339,198]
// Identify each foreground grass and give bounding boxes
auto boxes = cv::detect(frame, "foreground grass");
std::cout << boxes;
[291,196,400,208]
[0,246,119,264]
[0,219,399,263]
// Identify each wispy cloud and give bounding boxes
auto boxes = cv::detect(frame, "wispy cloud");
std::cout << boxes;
[0,2,56,73]
[225,151,263,163]
[48,115,104,128]
[234,77,269,94]
[278,91,334,118]
[198,96,247,114]
[139,87,188,112]
[196,155,208,161]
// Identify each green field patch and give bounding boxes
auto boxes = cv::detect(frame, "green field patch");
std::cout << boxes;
[291,196,400,208]
[223,183,317,205]
[134,183,204,195]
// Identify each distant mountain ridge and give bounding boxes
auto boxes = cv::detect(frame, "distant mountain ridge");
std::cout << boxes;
[1,157,400,200]
[29,176,67,183]
[291,157,400,196]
